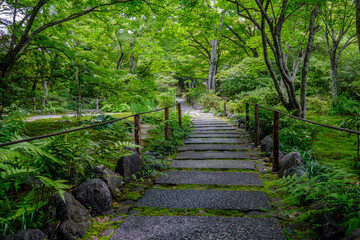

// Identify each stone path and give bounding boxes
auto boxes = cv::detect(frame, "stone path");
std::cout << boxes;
[110,100,286,240]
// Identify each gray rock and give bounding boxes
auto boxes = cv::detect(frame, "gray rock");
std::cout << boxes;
[8,229,47,240]
[227,113,234,118]
[278,152,308,178]
[93,165,105,178]
[99,229,115,237]
[270,150,285,162]
[45,192,92,240]
[74,179,112,214]
[103,169,123,197]
[260,135,273,156]
[322,216,345,240]
[345,227,360,240]
[116,147,141,179]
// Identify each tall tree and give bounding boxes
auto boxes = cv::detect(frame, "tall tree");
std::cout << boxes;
[320,0,356,100]
[225,0,321,118]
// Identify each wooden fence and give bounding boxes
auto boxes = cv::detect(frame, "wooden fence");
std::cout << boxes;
[223,100,360,172]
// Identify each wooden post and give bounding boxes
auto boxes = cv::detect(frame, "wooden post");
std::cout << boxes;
[134,114,142,158]
[96,99,99,113]
[177,102,182,127]
[254,104,260,146]
[272,111,280,172]
[223,100,227,117]
[33,98,36,111]
[165,107,169,141]
[245,103,250,131]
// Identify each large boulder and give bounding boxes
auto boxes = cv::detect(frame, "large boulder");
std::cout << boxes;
[73,179,112,215]
[5,229,47,240]
[92,165,123,197]
[103,168,123,197]
[116,147,141,179]
[260,135,273,156]
[45,192,92,240]
[278,152,308,178]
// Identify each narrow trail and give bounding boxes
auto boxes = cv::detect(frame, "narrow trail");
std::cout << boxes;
[110,100,286,240]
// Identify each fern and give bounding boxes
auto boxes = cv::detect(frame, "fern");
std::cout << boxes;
[0,163,37,179]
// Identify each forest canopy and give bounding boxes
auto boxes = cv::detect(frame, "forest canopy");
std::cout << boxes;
[0,0,359,118]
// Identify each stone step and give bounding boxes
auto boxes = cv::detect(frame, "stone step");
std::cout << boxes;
[156,171,263,186]
[110,216,286,240]
[136,189,272,211]
[171,160,254,169]
[178,144,246,151]
[184,138,244,144]
[193,121,227,125]
[176,151,250,160]
[191,130,239,134]
[189,133,240,138]
[192,126,237,131]
[193,124,232,128]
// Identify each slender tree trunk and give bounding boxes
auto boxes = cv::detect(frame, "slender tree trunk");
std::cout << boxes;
[356,0,360,52]
[130,41,134,74]
[208,39,218,91]
[330,56,339,100]
[41,48,48,108]
[76,67,82,119]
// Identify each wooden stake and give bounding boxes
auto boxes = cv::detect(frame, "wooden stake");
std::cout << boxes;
[177,102,182,127]
[223,100,227,117]
[134,114,142,158]
[254,104,260,146]
[96,99,99,113]
[272,111,280,172]
[165,107,169,141]
[33,98,36,111]
[246,103,250,131]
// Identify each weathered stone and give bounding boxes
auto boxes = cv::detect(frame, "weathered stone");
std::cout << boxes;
[189,133,240,138]
[10,229,47,240]
[99,229,115,237]
[156,171,263,186]
[191,130,239,134]
[323,218,345,240]
[109,216,124,223]
[176,151,250,160]
[184,138,243,144]
[192,126,236,131]
[178,144,246,151]
[110,216,286,240]
[45,192,92,240]
[136,189,272,211]
[194,124,232,128]
[115,147,141,179]
[74,178,112,214]
[102,168,123,197]
[278,152,308,178]
[171,160,254,169]
[260,135,273,156]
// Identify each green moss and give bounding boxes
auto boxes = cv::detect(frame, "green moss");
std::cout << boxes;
[79,216,124,240]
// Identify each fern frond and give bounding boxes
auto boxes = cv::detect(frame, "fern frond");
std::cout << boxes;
[114,141,142,149]
[0,148,24,163]
[0,163,37,179]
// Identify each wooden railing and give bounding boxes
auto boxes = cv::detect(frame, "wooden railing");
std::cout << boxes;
[223,100,360,172]
[0,102,183,160]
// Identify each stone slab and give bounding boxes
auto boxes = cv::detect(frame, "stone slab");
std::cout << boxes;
[184,138,243,144]
[110,216,286,240]
[192,127,236,131]
[189,133,240,138]
[191,130,239,134]
[178,144,246,151]
[194,124,232,128]
[176,151,250,159]
[136,189,272,211]
[170,160,254,169]
[156,171,263,186]
[193,121,228,125]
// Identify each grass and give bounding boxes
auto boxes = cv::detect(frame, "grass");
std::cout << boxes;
[306,112,359,173]
[24,112,133,136]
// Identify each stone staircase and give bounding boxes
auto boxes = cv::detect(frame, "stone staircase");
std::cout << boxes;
[110,101,286,240]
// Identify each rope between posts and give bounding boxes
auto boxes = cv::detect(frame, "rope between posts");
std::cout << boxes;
[0,105,176,148]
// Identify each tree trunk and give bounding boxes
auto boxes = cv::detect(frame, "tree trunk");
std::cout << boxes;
[208,39,218,91]
[41,48,48,108]
[330,56,339,100]
[76,67,82,119]
[356,0,360,52]
[130,41,134,74]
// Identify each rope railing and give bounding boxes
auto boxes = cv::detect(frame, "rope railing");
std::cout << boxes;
[0,104,180,155]
[222,98,360,172]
